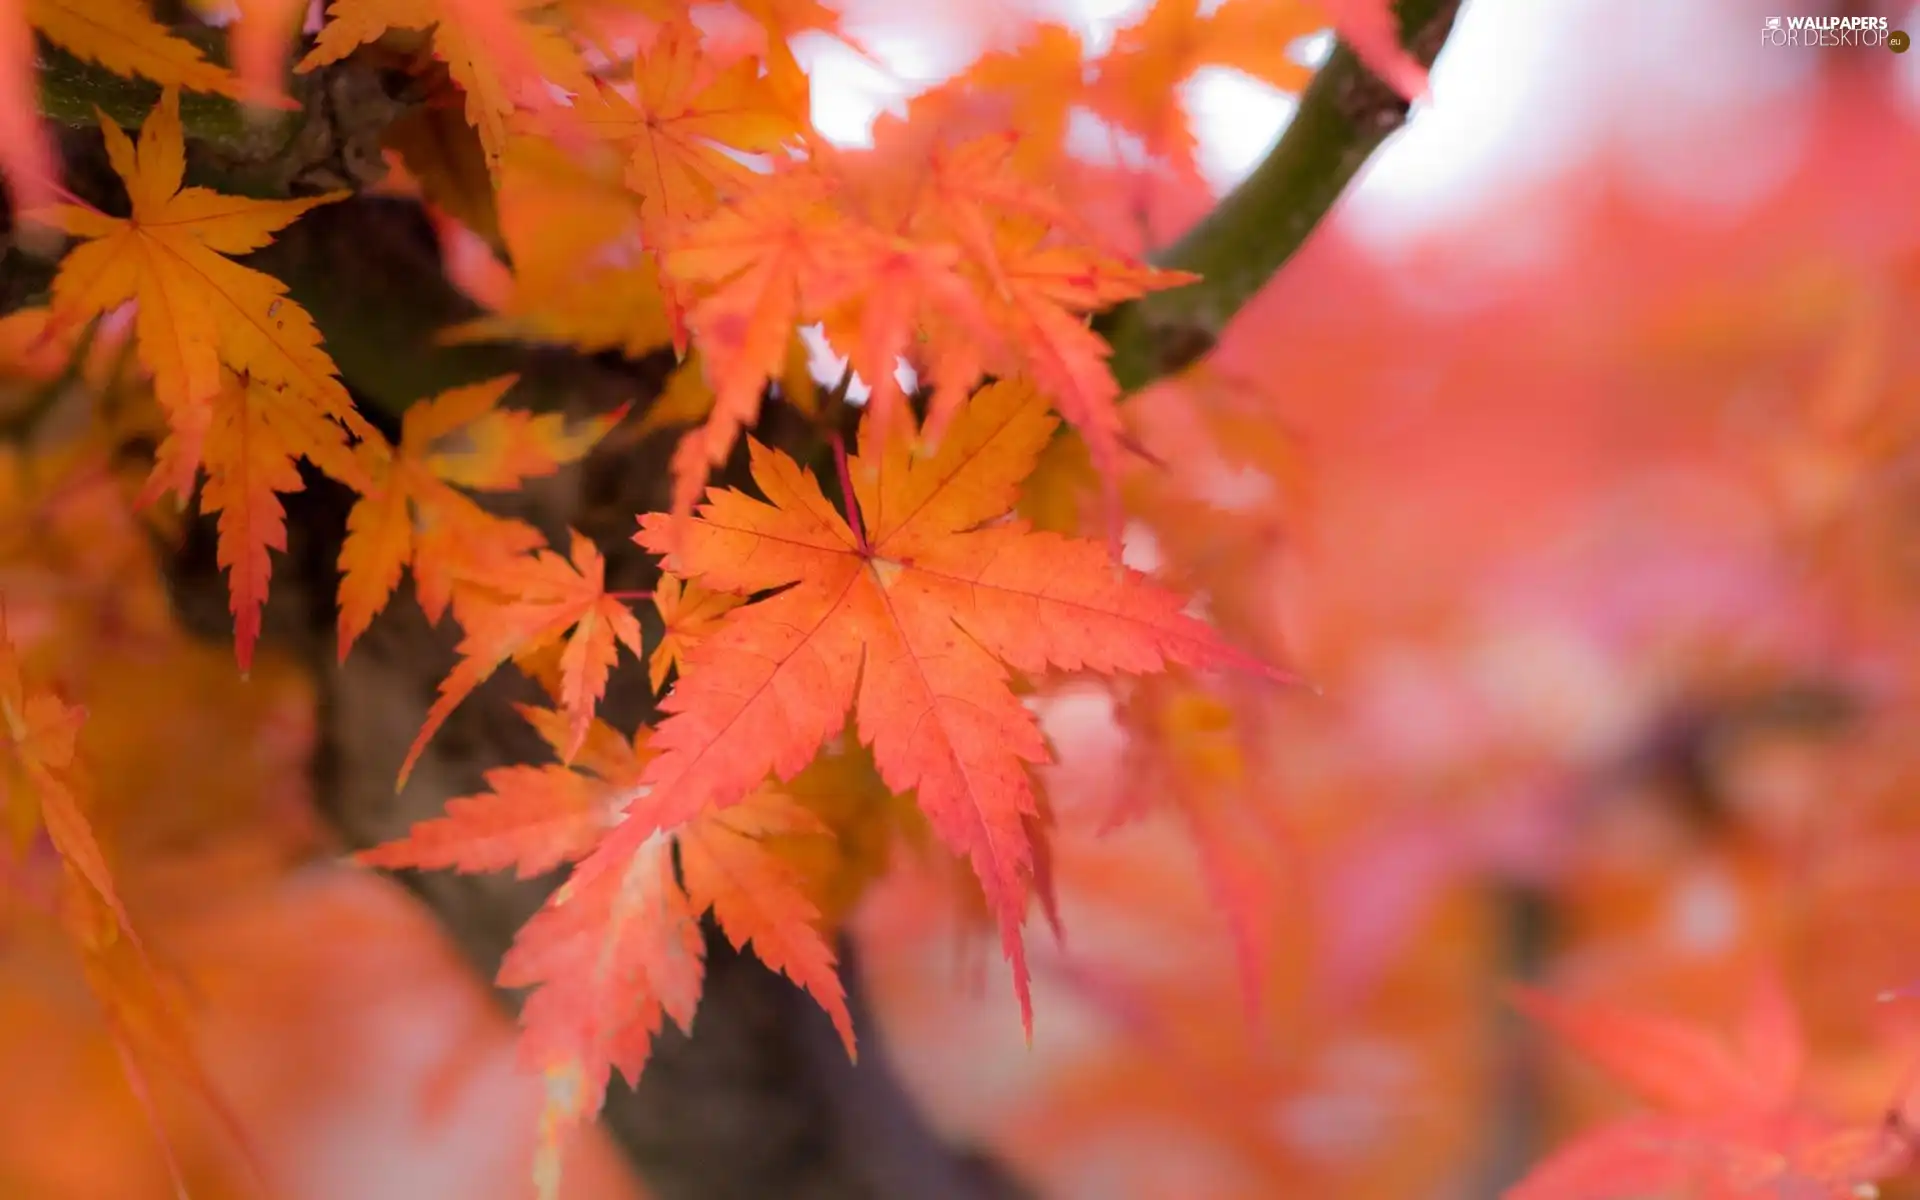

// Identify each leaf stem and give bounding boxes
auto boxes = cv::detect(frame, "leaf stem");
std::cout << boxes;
[832,431,869,554]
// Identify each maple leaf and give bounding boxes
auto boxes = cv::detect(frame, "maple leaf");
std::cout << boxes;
[629,351,720,443]
[366,704,853,1190]
[508,823,701,1199]
[1089,0,1321,173]
[574,21,803,248]
[648,573,741,693]
[824,131,1192,494]
[298,0,591,168]
[974,216,1194,488]
[663,168,837,513]
[0,608,132,943]
[514,794,852,1144]
[0,306,80,383]
[675,783,850,1049]
[398,532,644,786]
[0,612,253,1194]
[224,0,309,104]
[28,0,252,101]
[381,101,502,249]
[1510,980,1913,1199]
[0,0,55,217]
[1109,674,1282,1022]
[360,704,635,880]
[766,733,925,930]
[23,90,365,494]
[335,374,621,654]
[616,334,819,452]
[663,132,1190,524]
[935,24,1090,176]
[440,134,674,358]
[808,229,983,447]
[180,370,362,673]
[601,378,1278,1031]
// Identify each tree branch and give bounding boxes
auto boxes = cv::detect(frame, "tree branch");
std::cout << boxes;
[34,40,291,157]
[1098,0,1464,391]
[35,37,408,197]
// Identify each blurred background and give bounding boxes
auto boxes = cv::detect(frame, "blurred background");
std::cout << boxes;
[6,0,1920,1196]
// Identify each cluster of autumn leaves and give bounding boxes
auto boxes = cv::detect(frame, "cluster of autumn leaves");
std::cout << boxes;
[0,0,1316,1186]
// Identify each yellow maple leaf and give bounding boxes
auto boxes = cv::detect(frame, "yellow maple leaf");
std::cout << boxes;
[298,0,591,169]
[1016,426,1098,535]
[28,0,251,102]
[336,375,620,654]
[774,737,924,930]
[647,573,742,693]
[440,134,674,357]
[631,353,720,444]
[23,89,366,504]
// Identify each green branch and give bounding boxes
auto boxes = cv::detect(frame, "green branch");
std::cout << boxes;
[34,32,407,201]
[35,39,301,164]
[1098,0,1463,393]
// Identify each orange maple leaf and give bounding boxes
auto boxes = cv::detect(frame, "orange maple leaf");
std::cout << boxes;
[663,167,837,513]
[596,378,1277,1032]
[0,612,254,1194]
[180,370,363,673]
[663,134,1191,523]
[336,374,621,654]
[1510,979,1914,1199]
[23,89,365,503]
[934,24,1090,176]
[647,574,742,693]
[505,795,851,1180]
[0,0,55,217]
[972,215,1192,495]
[1090,0,1322,173]
[362,704,637,881]
[839,131,1191,473]
[398,532,644,786]
[224,0,311,105]
[575,21,803,249]
[1109,674,1282,1022]
[367,703,853,1187]
[0,608,132,944]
